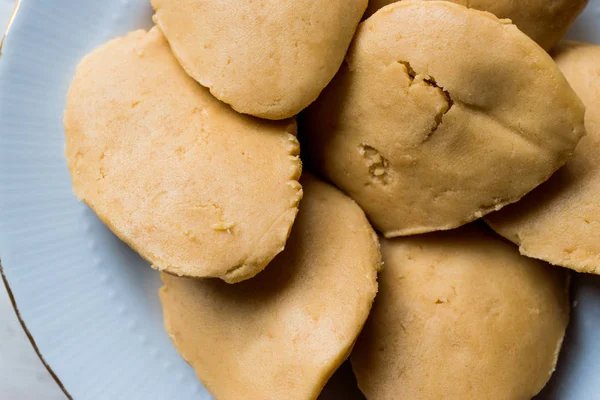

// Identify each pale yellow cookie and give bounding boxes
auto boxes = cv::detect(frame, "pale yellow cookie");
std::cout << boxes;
[352,224,569,400]
[364,0,588,50]
[486,41,600,274]
[64,27,302,283]
[150,0,367,120]
[159,174,381,400]
[303,1,585,237]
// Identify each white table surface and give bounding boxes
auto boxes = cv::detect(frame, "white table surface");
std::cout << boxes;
[0,2,65,398]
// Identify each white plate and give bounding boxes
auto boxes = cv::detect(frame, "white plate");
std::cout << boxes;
[0,1,598,399]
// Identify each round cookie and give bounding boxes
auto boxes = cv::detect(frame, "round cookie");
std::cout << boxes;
[303,1,585,237]
[351,224,569,400]
[363,0,588,50]
[159,174,381,400]
[486,42,600,274]
[150,0,367,120]
[64,27,302,283]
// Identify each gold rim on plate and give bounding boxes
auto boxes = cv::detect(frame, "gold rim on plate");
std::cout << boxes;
[0,1,72,398]
[0,0,21,58]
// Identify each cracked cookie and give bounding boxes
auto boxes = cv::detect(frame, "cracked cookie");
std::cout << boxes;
[64,27,302,283]
[150,0,367,120]
[351,224,569,400]
[486,42,600,274]
[364,0,588,51]
[302,1,585,237]
[159,174,381,400]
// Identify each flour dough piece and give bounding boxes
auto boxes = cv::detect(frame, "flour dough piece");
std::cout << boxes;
[150,0,367,120]
[364,0,588,50]
[486,42,600,274]
[303,1,585,237]
[159,174,380,400]
[64,28,302,283]
[351,224,569,400]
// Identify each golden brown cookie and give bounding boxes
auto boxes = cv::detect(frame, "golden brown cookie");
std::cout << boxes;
[64,27,302,283]
[486,41,600,274]
[159,174,381,400]
[352,224,569,400]
[150,0,367,120]
[364,0,588,50]
[303,1,585,237]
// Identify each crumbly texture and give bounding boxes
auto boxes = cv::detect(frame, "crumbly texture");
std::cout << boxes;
[352,224,570,400]
[64,27,302,283]
[159,174,381,400]
[303,1,585,237]
[364,0,588,50]
[150,0,367,120]
[486,42,600,274]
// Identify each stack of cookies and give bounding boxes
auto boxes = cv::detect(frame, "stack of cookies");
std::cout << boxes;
[64,0,598,399]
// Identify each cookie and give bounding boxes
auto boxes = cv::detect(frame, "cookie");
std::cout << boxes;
[303,1,585,237]
[150,0,367,120]
[64,27,302,283]
[486,42,600,274]
[352,224,569,400]
[364,0,588,50]
[159,174,381,400]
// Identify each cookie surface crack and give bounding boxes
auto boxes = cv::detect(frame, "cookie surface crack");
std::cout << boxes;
[397,60,454,141]
[359,144,392,184]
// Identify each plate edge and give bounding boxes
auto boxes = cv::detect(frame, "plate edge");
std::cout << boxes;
[0,0,21,58]
[0,258,73,400]
[1,1,71,395]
